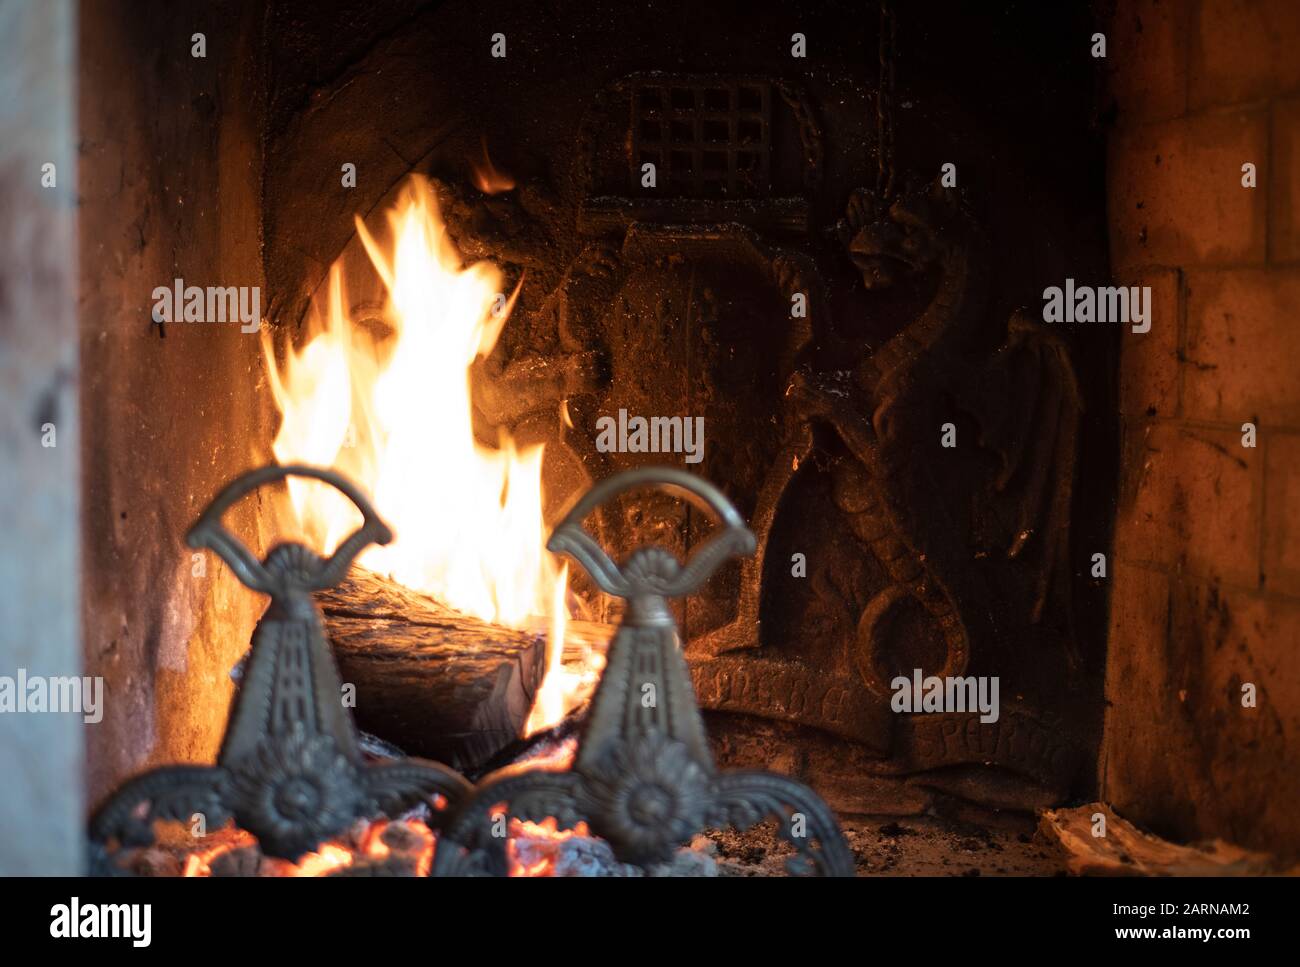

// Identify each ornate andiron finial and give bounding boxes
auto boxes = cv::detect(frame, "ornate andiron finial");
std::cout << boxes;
[89,464,472,871]
[431,466,855,876]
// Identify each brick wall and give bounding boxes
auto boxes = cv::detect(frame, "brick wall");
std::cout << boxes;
[1101,0,1300,858]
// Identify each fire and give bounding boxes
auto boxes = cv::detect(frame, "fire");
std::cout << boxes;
[471,138,516,194]
[268,843,354,878]
[263,176,570,732]
[507,818,593,877]
[178,820,435,877]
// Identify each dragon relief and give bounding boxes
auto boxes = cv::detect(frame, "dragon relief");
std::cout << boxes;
[410,153,1089,810]
[770,175,1086,804]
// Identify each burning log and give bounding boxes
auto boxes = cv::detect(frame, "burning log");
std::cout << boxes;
[316,569,547,771]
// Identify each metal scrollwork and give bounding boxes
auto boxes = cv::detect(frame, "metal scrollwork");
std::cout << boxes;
[88,464,473,872]
[432,467,856,876]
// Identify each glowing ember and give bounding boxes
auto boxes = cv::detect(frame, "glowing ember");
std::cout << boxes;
[507,817,593,877]
[264,843,355,878]
[180,828,258,878]
[177,820,435,877]
[263,175,573,733]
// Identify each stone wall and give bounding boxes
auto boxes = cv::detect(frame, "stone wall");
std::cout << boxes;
[0,0,84,875]
[1101,0,1300,858]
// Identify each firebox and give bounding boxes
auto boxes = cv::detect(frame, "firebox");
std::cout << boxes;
[4,0,1298,880]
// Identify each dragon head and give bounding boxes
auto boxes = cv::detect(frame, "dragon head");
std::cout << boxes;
[839,177,963,291]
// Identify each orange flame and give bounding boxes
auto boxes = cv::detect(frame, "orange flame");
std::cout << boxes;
[263,176,569,731]
[472,138,516,194]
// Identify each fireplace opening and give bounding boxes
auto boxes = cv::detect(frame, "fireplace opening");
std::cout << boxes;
[3,0,1298,881]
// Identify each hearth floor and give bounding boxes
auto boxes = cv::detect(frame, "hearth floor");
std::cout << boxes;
[704,816,1066,877]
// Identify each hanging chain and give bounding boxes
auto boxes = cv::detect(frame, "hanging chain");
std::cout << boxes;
[875,0,897,200]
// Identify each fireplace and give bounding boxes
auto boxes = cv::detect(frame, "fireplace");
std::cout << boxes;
[2,0,1298,879]
[242,0,1119,824]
